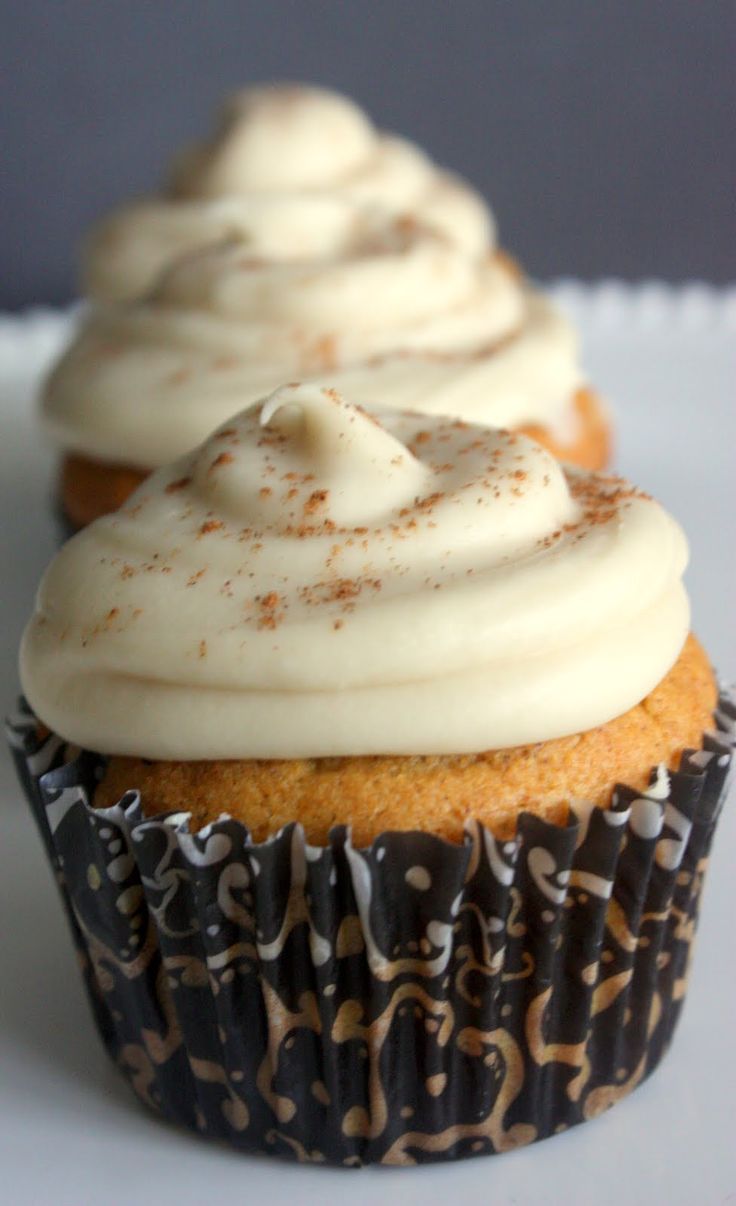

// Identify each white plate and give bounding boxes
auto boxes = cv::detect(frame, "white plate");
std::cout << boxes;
[1,286,734,1205]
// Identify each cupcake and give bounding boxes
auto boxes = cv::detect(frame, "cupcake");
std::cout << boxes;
[44,84,609,531]
[11,385,730,1165]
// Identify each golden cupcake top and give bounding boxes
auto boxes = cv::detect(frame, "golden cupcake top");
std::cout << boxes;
[82,83,493,303]
[22,386,689,759]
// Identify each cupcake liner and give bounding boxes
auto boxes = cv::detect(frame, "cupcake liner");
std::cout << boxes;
[7,696,733,1166]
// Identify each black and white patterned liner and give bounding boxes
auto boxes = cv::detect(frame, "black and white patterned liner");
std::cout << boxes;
[7,696,734,1166]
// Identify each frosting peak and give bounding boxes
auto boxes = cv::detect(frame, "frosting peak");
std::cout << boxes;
[171,85,377,195]
[253,386,428,527]
[82,83,493,303]
[188,385,430,529]
[22,388,688,760]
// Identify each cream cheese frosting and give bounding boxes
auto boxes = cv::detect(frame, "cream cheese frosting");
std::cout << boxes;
[45,223,583,469]
[47,83,590,471]
[22,385,688,759]
[82,84,493,303]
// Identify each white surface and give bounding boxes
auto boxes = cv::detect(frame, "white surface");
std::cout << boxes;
[0,285,734,1205]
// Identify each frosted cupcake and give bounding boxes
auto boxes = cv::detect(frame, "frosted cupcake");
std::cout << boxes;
[44,84,609,529]
[11,385,730,1164]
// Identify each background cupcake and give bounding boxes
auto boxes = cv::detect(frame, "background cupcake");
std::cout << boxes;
[41,84,610,531]
[13,386,730,1165]
[82,83,493,304]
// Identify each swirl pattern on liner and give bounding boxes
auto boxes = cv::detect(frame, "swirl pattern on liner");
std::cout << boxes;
[23,385,688,759]
[8,702,732,1163]
[83,83,494,302]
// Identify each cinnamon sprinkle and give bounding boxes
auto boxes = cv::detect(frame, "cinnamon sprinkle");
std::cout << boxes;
[255,591,284,630]
[209,452,234,472]
[165,476,191,494]
[299,577,382,609]
[309,336,337,370]
[304,489,329,515]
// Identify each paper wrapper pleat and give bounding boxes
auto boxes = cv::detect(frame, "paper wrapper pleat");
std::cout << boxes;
[7,698,733,1166]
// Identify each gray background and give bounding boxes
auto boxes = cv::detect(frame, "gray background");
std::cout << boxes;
[2,0,734,310]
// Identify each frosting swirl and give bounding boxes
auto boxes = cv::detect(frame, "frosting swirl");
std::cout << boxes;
[48,83,588,470]
[22,386,689,759]
[45,222,581,468]
[83,84,493,302]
